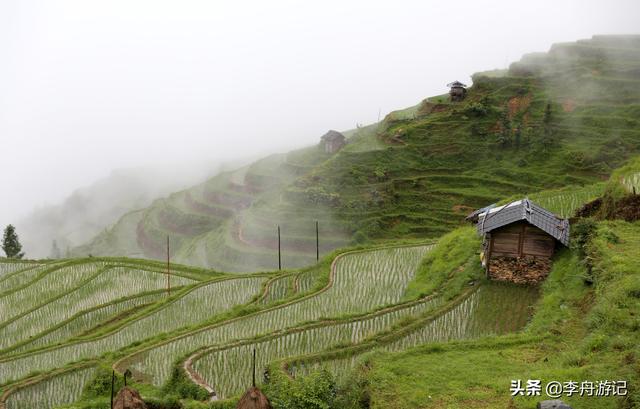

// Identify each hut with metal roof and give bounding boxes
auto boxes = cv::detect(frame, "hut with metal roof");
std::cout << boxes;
[447,81,467,102]
[476,199,569,284]
[320,130,346,154]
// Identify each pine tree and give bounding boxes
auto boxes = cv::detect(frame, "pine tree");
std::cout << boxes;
[2,225,25,259]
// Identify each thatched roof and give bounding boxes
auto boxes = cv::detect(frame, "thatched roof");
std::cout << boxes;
[114,386,147,409]
[236,386,272,409]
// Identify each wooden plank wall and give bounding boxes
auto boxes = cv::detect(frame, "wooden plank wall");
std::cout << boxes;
[488,221,555,259]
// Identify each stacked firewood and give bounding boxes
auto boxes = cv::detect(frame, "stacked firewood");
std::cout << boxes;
[488,256,551,285]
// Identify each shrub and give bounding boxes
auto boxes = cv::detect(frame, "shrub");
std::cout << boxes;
[162,367,210,401]
[145,395,181,409]
[464,102,489,117]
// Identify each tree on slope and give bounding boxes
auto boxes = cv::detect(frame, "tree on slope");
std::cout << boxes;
[2,225,25,259]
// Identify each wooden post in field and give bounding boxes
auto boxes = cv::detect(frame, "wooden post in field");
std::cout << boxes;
[110,370,115,409]
[277,226,282,271]
[167,236,171,296]
[252,348,256,387]
[124,369,131,387]
[315,221,319,262]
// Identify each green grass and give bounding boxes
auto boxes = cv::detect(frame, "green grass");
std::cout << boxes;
[358,221,640,409]
[403,226,481,301]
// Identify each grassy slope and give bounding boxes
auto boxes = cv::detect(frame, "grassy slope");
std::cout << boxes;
[75,35,640,272]
[362,221,639,409]
[402,226,481,301]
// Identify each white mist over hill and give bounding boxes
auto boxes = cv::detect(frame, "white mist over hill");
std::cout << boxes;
[15,159,251,258]
[1,0,638,254]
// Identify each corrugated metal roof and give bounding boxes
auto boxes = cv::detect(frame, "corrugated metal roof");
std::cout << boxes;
[465,203,497,222]
[477,198,570,246]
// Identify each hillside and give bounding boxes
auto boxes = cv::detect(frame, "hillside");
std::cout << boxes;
[17,163,224,259]
[2,31,640,406]
[0,160,638,408]
[73,35,640,273]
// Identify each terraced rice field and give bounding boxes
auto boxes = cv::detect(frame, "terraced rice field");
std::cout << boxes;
[289,282,539,383]
[0,261,45,279]
[529,183,605,217]
[3,365,96,409]
[0,243,535,406]
[258,274,296,305]
[0,263,61,295]
[120,245,431,385]
[384,282,538,351]
[191,295,443,398]
[0,263,108,323]
[0,266,196,349]
[622,171,640,193]
[6,291,165,355]
[0,275,265,385]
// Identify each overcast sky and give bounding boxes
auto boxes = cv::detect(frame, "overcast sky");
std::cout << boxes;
[1,0,638,228]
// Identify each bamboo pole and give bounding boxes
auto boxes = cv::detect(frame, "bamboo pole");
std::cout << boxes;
[277,226,281,271]
[167,236,171,296]
[252,348,256,387]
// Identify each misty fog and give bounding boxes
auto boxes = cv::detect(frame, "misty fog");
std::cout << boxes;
[1,0,639,256]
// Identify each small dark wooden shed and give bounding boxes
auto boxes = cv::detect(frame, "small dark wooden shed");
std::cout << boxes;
[320,130,346,154]
[476,199,569,284]
[447,81,467,102]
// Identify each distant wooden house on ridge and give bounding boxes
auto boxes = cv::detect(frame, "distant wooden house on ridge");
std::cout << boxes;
[320,130,346,154]
[475,199,570,284]
[447,81,467,102]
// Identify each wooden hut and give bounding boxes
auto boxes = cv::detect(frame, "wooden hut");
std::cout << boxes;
[320,130,346,154]
[236,386,272,409]
[447,81,467,102]
[476,199,569,284]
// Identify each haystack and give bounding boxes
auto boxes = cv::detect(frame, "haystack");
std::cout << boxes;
[114,386,147,409]
[236,386,271,409]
